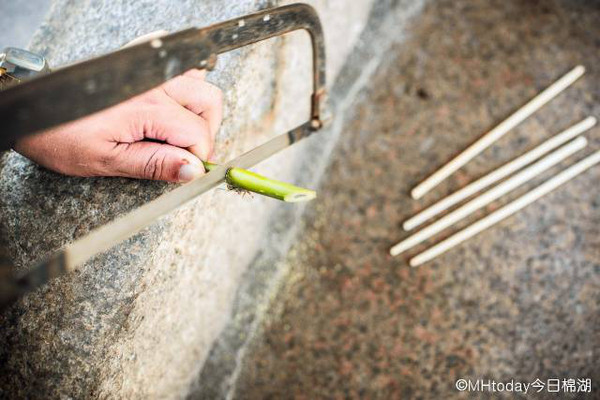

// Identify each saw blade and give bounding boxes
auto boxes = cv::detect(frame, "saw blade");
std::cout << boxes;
[1,121,317,307]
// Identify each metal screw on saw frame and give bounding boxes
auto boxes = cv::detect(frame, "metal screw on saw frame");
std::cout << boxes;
[0,47,50,90]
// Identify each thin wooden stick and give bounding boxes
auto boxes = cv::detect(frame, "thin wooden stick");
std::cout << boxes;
[403,117,597,231]
[410,150,600,267]
[390,137,587,256]
[410,66,586,200]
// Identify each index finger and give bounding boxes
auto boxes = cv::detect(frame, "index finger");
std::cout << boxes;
[162,75,223,142]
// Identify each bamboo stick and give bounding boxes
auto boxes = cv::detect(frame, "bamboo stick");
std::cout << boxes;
[410,150,600,266]
[410,66,586,200]
[390,137,587,256]
[403,117,597,231]
[203,161,316,202]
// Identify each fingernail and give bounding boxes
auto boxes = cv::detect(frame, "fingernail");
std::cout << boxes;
[179,163,203,182]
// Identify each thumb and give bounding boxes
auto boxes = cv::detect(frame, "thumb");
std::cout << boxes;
[113,141,205,182]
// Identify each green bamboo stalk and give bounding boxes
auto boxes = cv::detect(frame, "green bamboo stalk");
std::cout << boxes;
[203,161,316,203]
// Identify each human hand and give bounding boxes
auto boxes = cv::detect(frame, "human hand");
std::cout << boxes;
[13,69,223,182]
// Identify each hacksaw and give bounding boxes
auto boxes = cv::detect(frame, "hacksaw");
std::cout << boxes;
[0,3,327,308]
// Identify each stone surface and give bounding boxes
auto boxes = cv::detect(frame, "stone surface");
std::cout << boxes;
[0,0,52,49]
[0,0,381,398]
[234,0,600,398]
[190,1,426,398]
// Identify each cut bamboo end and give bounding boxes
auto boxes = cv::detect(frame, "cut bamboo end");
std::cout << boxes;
[202,161,219,171]
[403,116,597,231]
[284,190,317,203]
[409,149,600,267]
[410,65,586,200]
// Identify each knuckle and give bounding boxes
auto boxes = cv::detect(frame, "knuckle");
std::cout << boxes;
[210,85,224,104]
[184,69,206,80]
[186,77,206,96]
[197,81,223,105]
[163,76,183,91]
[136,88,166,106]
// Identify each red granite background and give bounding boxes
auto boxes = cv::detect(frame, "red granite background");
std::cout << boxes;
[234,0,600,398]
